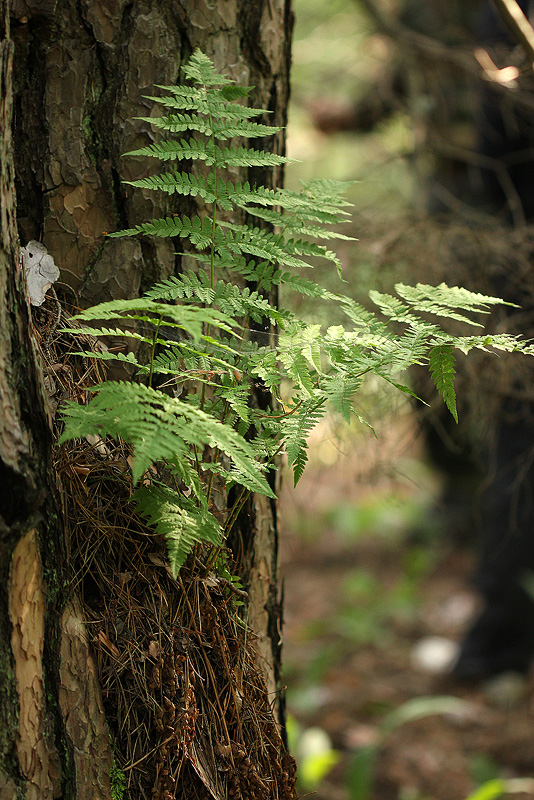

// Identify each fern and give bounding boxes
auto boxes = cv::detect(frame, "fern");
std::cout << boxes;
[61,382,274,496]
[285,400,326,486]
[133,484,222,574]
[60,49,533,576]
[429,345,458,423]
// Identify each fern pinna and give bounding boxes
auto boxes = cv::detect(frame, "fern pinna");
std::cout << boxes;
[60,50,533,575]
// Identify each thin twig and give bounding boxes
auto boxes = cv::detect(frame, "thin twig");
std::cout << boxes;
[491,0,534,64]
[356,0,534,111]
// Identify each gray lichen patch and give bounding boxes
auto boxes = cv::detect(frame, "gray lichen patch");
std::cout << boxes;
[20,241,60,306]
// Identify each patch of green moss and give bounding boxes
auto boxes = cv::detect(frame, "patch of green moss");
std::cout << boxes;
[110,759,126,800]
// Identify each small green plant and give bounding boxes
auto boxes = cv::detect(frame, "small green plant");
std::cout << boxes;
[59,50,533,576]
[464,778,534,800]
[286,715,340,793]
[110,759,126,800]
[346,696,473,800]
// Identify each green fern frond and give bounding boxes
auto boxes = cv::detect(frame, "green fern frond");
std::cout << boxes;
[211,144,292,168]
[285,400,326,486]
[429,344,458,423]
[125,171,217,202]
[137,114,280,140]
[218,384,251,424]
[301,177,355,206]
[279,348,316,397]
[133,484,222,577]
[321,372,362,422]
[369,290,414,323]
[276,273,340,301]
[109,213,215,247]
[450,332,533,355]
[126,139,291,169]
[219,180,349,221]
[337,297,383,330]
[60,325,157,345]
[149,341,239,378]
[396,282,515,313]
[211,120,282,140]
[218,84,254,100]
[60,382,275,497]
[145,92,209,114]
[71,297,237,341]
[181,48,234,86]
[137,112,214,135]
[204,100,268,121]
[146,271,287,325]
[145,270,216,303]
[124,138,216,164]
[217,224,325,270]
[75,350,148,371]
[239,207,355,241]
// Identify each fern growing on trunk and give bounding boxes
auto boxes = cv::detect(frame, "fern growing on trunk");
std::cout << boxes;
[59,50,533,576]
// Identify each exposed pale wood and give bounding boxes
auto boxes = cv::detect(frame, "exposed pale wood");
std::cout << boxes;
[8,531,61,800]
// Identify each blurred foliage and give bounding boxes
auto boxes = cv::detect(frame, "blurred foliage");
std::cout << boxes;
[284,4,534,800]
[346,696,473,800]
[469,754,502,788]
[286,716,341,792]
[288,0,414,211]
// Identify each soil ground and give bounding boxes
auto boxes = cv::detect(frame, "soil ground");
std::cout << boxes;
[280,415,534,800]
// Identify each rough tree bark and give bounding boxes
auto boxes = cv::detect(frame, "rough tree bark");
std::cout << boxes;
[2,0,293,797]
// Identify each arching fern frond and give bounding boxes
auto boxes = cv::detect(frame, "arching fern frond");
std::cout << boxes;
[60,382,275,498]
[429,344,458,423]
[133,484,222,576]
[71,297,237,341]
[284,400,326,486]
[145,271,287,325]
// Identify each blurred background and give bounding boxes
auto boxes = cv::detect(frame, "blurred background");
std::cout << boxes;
[280,1,534,799]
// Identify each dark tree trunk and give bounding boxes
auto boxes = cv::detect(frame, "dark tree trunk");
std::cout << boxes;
[3,1,294,797]
[1,3,115,797]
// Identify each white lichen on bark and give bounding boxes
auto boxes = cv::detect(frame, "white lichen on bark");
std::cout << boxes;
[20,241,60,306]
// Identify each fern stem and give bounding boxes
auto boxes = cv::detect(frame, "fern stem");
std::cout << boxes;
[210,169,218,290]
[206,87,218,292]
[193,444,202,478]
[206,399,232,505]
[223,486,249,538]
[148,315,163,387]
[206,448,220,506]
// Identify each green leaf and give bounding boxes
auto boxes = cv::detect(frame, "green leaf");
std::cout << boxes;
[70,297,237,342]
[463,781,505,800]
[379,696,473,738]
[60,382,275,497]
[347,745,379,800]
[181,48,234,86]
[429,344,458,422]
[133,484,222,576]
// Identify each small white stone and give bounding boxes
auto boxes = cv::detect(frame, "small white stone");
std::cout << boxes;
[411,636,459,674]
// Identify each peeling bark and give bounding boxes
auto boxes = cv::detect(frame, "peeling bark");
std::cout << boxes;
[8,531,61,800]
[58,599,112,800]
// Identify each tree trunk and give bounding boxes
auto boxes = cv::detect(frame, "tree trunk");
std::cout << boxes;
[4,1,294,797]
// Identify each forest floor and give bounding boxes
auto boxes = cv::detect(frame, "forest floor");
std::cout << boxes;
[280,414,534,800]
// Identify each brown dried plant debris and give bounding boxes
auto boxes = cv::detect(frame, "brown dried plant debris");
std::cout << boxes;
[32,292,296,800]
